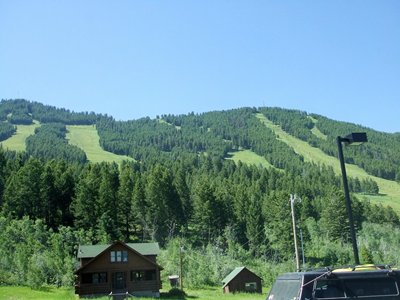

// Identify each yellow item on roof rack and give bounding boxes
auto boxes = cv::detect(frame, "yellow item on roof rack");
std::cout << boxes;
[332,264,385,272]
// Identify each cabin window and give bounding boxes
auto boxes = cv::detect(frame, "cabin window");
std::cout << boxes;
[245,282,257,291]
[82,272,107,284]
[131,270,156,281]
[99,273,107,283]
[110,250,128,263]
[117,251,122,262]
[123,250,128,262]
[131,271,140,281]
[82,273,92,284]
[93,273,99,283]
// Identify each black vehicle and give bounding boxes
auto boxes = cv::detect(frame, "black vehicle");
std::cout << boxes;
[267,265,400,300]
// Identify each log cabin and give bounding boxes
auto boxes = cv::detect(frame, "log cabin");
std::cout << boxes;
[74,241,163,298]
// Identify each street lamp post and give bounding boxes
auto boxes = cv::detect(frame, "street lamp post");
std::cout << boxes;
[336,133,368,265]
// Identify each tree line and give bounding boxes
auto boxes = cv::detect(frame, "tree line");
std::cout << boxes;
[0,150,399,288]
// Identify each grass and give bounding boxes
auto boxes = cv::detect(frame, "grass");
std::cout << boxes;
[226,150,275,169]
[173,287,269,300]
[65,125,135,164]
[157,119,181,130]
[0,121,41,152]
[0,286,75,300]
[0,286,269,300]
[308,116,327,140]
[255,113,400,212]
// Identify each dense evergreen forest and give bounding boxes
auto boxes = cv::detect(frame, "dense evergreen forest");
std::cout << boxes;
[1,98,400,290]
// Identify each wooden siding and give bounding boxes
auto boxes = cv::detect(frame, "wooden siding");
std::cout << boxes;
[80,258,91,267]
[76,277,162,295]
[129,280,162,292]
[76,283,109,296]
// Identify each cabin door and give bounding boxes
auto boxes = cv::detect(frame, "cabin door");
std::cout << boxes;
[112,272,127,290]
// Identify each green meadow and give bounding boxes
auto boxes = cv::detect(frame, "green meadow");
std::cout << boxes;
[0,121,41,152]
[0,286,269,300]
[0,286,75,300]
[65,125,135,164]
[226,149,275,169]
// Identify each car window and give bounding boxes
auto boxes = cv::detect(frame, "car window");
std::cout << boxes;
[268,278,302,300]
[344,277,398,297]
[314,279,345,299]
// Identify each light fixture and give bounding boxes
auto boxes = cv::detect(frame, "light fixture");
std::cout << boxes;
[336,132,367,265]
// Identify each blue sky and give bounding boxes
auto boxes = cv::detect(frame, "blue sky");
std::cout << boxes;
[1,1,399,133]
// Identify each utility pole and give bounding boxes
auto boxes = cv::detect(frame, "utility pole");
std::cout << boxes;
[179,239,183,290]
[290,194,300,271]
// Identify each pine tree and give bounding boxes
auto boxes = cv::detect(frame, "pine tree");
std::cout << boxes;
[263,191,293,261]
[71,164,101,231]
[132,175,147,240]
[145,164,183,244]
[2,158,44,219]
[245,188,265,256]
[174,167,192,228]
[99,162,119,223]
[192,176,224,244]
[40,162,58,229]
[54,160,75,226]
[360,243,374,264]
[320,187,350,243]
[117,166,134,241]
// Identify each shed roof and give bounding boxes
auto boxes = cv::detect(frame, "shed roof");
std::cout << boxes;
[77,242,159,258]
[222,267,245,286]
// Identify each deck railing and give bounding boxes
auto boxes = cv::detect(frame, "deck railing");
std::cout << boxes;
[108,291,140,300]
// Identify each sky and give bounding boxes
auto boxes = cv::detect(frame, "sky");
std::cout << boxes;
[1,1,399,133]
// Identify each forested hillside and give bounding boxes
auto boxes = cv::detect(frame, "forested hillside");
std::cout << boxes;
[1,98,400,290]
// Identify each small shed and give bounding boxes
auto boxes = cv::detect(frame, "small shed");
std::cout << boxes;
[222,267,262,294]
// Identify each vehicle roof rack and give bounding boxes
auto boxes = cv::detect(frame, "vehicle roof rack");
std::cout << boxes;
[298,264,396,273]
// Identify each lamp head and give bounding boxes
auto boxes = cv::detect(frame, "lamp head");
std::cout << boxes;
[343,133,368,146]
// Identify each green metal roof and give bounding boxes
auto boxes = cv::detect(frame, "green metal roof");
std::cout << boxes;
[221,267,246,288]
[77,242,160,258]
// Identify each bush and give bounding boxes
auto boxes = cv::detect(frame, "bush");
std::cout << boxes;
[164,288,187,298]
